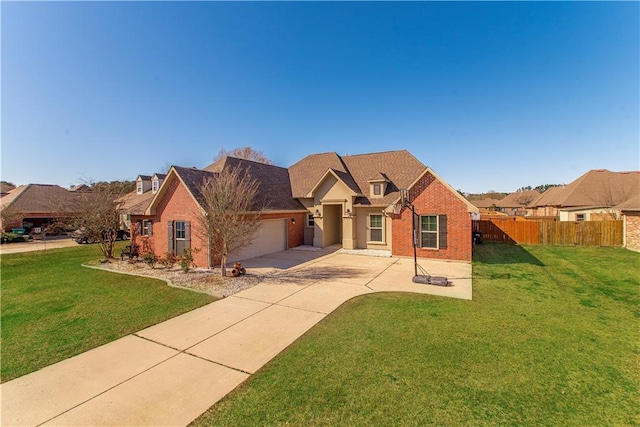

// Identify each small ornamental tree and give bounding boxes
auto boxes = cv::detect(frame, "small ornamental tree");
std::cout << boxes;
[73,181,129,259]
[197,166,262,276]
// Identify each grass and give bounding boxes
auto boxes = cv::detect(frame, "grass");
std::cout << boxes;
[192,244,639,426]
[1,242,216,382]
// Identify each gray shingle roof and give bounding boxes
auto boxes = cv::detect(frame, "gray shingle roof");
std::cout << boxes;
[176,159,305,212]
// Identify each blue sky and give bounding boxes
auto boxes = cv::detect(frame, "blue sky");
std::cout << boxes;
[2,1,638,193]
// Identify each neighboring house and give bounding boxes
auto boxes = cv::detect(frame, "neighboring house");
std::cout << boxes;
[0,184,83,232]
[115,174,160,239]
[495,190,540,216]
[469,198,502,215]
[124,150,478,268]
[528,169,640,221]
[617,194,640,252]
[132,160,306,267]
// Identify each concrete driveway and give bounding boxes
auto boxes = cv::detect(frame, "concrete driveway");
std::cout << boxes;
[1,248,472,426]
[0,236,78,255]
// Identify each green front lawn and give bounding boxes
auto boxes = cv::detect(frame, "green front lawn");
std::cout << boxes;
[192,245,639,426]
[1,243,216,382]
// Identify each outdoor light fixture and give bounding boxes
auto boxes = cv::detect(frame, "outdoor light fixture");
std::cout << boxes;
[291,218,296,225]
[345,208,353,218]
[314,209,322,218]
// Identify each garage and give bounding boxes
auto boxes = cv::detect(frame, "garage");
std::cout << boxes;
[229,219,287,262]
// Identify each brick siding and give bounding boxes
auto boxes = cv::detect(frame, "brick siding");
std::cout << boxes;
[624,212,640,252]
[391,171,472,262]
[133,178,305,268]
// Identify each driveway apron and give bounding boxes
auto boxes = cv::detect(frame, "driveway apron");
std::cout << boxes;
[1,249,471,426]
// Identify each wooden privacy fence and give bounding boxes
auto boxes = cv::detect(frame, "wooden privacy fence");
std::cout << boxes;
[473,218,623,247]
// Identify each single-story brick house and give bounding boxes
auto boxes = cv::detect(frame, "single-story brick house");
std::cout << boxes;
[0,184,84,232]
[123,150,478,268]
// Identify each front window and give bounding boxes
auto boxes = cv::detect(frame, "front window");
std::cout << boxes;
[373,183,382,196]
[307,213,315,228]
[136,181,143,194]
[369,214,384,243]
[175,221,186,239]
[142,220,153,236]
[152,180,159,193]
[576,213,585,222]
[421,215,438,248]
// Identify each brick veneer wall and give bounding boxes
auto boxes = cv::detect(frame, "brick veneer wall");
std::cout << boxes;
[624,212,640,252]
[134,178,306,268]
[391,171,473,262]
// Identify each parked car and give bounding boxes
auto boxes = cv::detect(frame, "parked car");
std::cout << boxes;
[72,228,130,244]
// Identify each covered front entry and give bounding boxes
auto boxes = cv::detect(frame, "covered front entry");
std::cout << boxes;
[322,204,342,246]
[230,219,287,262]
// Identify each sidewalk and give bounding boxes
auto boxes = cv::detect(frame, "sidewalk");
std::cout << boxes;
[1,250,472,426]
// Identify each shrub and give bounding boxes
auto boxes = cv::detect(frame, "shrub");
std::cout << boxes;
[178,248,199,273]
[142,251,158,268]
[159,252,177,268]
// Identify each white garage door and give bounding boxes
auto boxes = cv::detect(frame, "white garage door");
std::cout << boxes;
[229,219,287,262]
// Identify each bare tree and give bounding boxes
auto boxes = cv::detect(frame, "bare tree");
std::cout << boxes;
[213,147,273,165]
[196,166,262,276]
[0,207,21,233]
[73,181,129,259]
[0,181,16,193]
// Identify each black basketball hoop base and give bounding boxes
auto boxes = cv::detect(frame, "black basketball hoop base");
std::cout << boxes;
[412,275,451,287]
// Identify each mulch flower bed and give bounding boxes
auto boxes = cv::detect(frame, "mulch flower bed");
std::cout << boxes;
[97,259,263,297]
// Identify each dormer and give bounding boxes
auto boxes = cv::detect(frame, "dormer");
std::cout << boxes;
[136,175,152,195]
[368,174,389,199]
[151,173,166,194]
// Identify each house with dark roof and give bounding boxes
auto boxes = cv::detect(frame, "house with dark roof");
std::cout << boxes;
[124,150,478,268]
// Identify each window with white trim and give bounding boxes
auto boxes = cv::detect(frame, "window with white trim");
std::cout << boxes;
[152,180,159,193]
[307,213,315,228]
[576,213,585,222]
[369,214,384,243]
[136,181,143,195]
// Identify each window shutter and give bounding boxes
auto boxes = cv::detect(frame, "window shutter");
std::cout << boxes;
[439,215,448,249]
[185,221,191,248]
[167,221,174,253]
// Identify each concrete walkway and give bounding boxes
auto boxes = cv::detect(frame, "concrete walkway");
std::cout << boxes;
[1,248,472,427]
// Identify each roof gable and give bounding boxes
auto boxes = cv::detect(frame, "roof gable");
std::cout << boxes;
[147,158,305,214]
[289,150,426,206]
[306,169,361,199]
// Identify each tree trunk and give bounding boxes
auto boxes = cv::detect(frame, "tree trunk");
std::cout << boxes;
[220,254,227,277]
